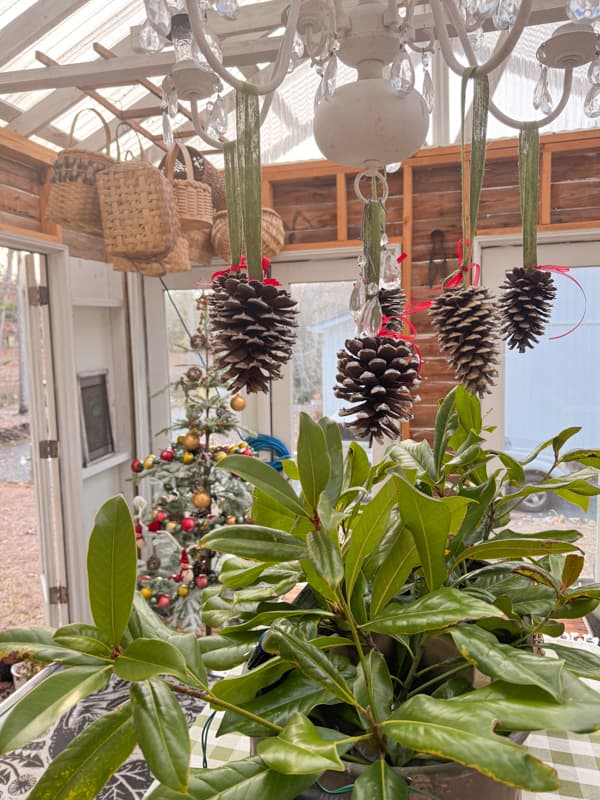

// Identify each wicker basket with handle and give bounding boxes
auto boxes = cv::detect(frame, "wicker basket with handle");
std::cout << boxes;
[211,208,285,262]
[111,235,190,277]
[160,145,225,211]
[164,144,214,232]
[186,228,214,265]
[46,108,114,235]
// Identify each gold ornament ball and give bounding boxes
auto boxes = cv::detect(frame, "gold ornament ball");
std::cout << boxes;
[230,394,247,412]
[238,441,249,450]
[226,516,237,525]
[143,454,156,470]
[182,452,195,465]
[183,432,200,451]
[140,587,152,600]
[214,450,227,463]
[177,586,189,597]
[177,434,186,445]
[165,521,178,533]
[192,490,211,509]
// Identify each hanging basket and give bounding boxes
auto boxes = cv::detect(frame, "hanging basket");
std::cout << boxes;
[45,108,114,235]
[98,159,179,261]
[111,236,190,277]
[160,145,225,210]
[211,208,285,262]
[164,144,214,232]
[186,228,214,265]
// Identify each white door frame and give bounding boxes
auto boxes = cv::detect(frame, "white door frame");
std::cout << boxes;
[0,232,81,625]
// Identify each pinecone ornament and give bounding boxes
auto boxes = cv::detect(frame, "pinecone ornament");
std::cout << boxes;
[334,335,420,443]
[209,273,297,393]
[499,267,556,353]
[429,285,499,397]
[379,286,407,333]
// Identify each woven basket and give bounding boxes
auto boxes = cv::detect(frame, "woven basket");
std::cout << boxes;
[160,145,225,211]
[186,228,214,265]
[211,208,285,262]
[46,108,113,235]
[98,160,178,261]
[164,144,213,232]
[111,236,190,277]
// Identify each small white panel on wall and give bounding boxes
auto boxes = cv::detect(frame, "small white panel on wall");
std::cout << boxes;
[69,258,123,307]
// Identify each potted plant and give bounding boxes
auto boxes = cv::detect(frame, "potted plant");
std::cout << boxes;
[1,386,600,800]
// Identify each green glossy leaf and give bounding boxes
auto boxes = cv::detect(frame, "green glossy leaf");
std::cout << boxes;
[263,625,356,706]
[222,607,331,633]
[553,426,581,458]
[454,537,580,567]
[491,451,525,485]
[384,696,557,792]
[363,588,503,636]
[212,658,290,704]
[131,678,190,792]
[393,475,449,590]
[370,527,419,617]
[561,448,600,468]
[193,631,258,671]
[443,496,474,534]
[344,477,398,598]
[297,412,331,508]
[167,633,208,688]
[28,703,136,800]
[218,669,342,737]
[454,384,482,436]
[352,759,409,800]
[114,638,188,682]
[451,477,497,553]
[433,388,458,477]
[128,592,170,641]
[353,649,393,723]
[0,666,111,754]
[319,417,344,505]
[387,439,436,482]
[252,488,298,531]
[551,596,598,619]
[281,459,300,481]
[53,624,113,659]
[492,528,582,543]
[257,713,347,774]
[564,582,600,600]
[146,757,320,800]
[561,554,585,590]
[218,455,308,518]
[307,530,343,592]
[448,624,564,700]
[344,442,370,489]
[200,525,306,562]
[87,495,137,646]
[542,642,600,679]
[0,627,108,667]
[219,557,270,588]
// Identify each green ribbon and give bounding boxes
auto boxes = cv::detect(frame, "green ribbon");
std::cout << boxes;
[236,84,262,280]
[224,140,243,268]
[519,123,540,270]
[361,178,386,285]
[460,68,489,271]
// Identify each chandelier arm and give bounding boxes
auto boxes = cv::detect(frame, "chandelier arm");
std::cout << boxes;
[260,89,275,123]
[429,0,476,75]
[442,0,533,77]
[190,97,226,148]
[488,68,574,130]
[185,0,301,95]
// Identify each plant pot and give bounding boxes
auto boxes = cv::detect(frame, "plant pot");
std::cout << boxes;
[295,751,525,800]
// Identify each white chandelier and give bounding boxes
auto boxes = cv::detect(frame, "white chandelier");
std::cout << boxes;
[138,0,600,168]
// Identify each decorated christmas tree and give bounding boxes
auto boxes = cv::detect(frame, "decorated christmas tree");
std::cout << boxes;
[131,295,254,633]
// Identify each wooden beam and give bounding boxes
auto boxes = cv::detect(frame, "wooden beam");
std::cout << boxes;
[0,0,91,70]
[0,128,56,167]
[336,172,348,242]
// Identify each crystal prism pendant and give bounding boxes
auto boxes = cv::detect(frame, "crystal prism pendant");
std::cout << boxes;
[390,47,415,96]
[162,112,174,148]
[144,0,171,37]
[473,0,498,18]
[422,67,434,113]
[349,279,366,314]
[162,75,178,119]
[386,162,401,173]
[209,95,227,135]
[205,102,217,139]
[165,0,186,10]
[323,56,337,99]
[460,0,479,26]
[588,54,600,84]
[292,31,304,61]
[382,250,399,285]
[314,74,324,112]
[567,0,600,21]
[533,66,553,114]
[584,84,600,117]
[468,26,484,51]
[214,0,240,20]
[138,20,162,52]
[493,0,520,28]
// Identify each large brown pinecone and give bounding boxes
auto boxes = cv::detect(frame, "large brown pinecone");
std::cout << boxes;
[429,285,499,397]
[499,267,556,353]
[209,273,297,393]
[379,286,407,333]
[334,335,420,443]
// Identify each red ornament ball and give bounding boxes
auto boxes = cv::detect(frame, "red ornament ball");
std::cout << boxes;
[147,520,161,532]
[180,517,196,533]
[160,448,175,462]
[155,510,168,523]
[195,574,209,589]
[131,459,144,473]
[156,594,171,609]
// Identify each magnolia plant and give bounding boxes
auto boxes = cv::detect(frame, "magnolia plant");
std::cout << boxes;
[1,387,600,800]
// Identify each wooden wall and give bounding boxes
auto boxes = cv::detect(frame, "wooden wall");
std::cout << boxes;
[1,127,599,442]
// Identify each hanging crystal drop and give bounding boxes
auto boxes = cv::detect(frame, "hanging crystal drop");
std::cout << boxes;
[473,0,498,18]
[162,75,178,119]
[468,26,485,51]
[292,31,304,61]
[138,20,162,52]
[213,0,240,20]
[197,0,209,22]
[422,67,434,113]
[460,0,479,26]
[382,250,399,285]
[314,67,325,111]
[390,47,415,96]
[533,66,553,114]
[380,232,389,247]
[162,112,174,148]
[567,0,600,21]
[349,279,366,314]
[211,95,227,135]
[166,0,186,11]
[584,84,600,117]
[386,162,401,173]
[192,40,209,69]
[323,55,337,99]
[205,102,218,139]
[493,0,520,28]
[144,0,171,37]
[588,54,600,84]
[357,253,367,270]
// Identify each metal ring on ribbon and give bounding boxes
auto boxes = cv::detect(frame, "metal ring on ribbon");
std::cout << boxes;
[354,169,389,205]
